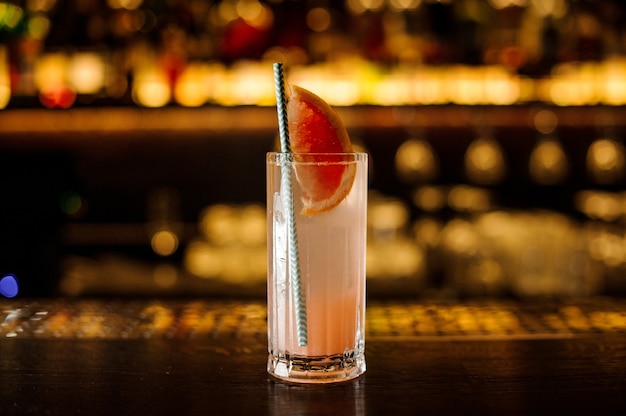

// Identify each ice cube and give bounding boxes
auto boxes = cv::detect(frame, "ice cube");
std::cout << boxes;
[273,192,287,287]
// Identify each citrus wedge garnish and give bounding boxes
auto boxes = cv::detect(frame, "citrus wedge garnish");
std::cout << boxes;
[286,84,356,215]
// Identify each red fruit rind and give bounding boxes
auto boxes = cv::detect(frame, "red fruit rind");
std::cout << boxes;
[286,85,356,215]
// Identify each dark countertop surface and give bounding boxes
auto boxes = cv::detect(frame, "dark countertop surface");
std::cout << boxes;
[1,297,625,415]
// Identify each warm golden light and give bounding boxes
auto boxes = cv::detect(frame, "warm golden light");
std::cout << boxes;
[602,76,626,106]
[132,67,170,107]
[107,0,143,10]
[200,204,240,245]
[184,241,222,279]
[151,230,179,256]
[291,64,362,106]
[307,7,331,32]
[439,218,478,256]
[174,63,209,107]
[585,223,625,267]
[548,62,600,106]
[4,1,626,109]
[488,0,528,10]
[372,74,413,105]
[34,53,68,89]
[0,83,9,109]
[183,239,266,283]
[412,217,442,248]
[388,0,422,11]
[153,264,178,289]
[601,59,626,105]
[229,64,275,105]
[236,0,261,21]
[239,0,273,29]
[448,185,492,213]
[530,0,567,18]
[346,0,385,13]
[28,56,626,107]
[529,138,569,185]
[68,52,105,94]
[464,137,507,185]
[412,69,446,104]
[26,0,57,12]
[575,191,622,222]
[34,52,78,108]
[534,109,558,135]
[368,200,409,236]
[395,139,439,183]
[238,205,266,246]
[319,78,361,106]
[214,0,236,25]
[367,239,425,279]
[484,67,520,105]
[450,66,484,104]
[587,138,625,185]
[0,46,9,109]
[412,186,445,212]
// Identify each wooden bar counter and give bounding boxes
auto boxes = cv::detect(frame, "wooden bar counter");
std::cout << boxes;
[1,298,625,415]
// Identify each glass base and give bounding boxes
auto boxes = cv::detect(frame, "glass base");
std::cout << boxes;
[267,351,366,384]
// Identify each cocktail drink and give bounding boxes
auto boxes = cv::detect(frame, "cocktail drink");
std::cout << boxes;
[267,72,367,383]
[267,152,367,383]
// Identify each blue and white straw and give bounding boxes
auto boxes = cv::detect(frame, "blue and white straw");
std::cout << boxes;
[273,62,308,347]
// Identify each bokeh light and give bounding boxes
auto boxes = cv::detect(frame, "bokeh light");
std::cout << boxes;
[587,138,626,185]
[107,0,143,10]
[68,52,105,94]
[27,12,50,40]
[59,190,86,217]
[306,7,331,32]
[26,0,57,12]
[0,3,23,31]
[0,45,9,109]
[151,230,179,256]
[529,139,569,185]
[0,274,19,298]
[132,68,171,107]
[465,137,507,185]
[153,264,178,288]
[174,63,209,107]
[395,139,439,183]
[34,53,67,89]
[388,0,422,11]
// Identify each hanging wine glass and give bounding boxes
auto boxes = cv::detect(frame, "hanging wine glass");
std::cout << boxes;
[529,138,570,185]
[586,136,625,185]
[464,134,507,186]
[395,137,439,184]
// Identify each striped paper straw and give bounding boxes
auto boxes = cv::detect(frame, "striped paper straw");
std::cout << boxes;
[273,62,308,347]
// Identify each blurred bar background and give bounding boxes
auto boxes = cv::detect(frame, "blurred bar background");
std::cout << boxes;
[1,0,626,300]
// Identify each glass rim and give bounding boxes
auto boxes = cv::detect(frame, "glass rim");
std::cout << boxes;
[266,152,367,162]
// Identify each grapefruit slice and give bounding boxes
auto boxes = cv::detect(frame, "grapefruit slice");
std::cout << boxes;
[286,84,356,215]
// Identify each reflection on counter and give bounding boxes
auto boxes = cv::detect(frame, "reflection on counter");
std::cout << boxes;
[3,292,626,340]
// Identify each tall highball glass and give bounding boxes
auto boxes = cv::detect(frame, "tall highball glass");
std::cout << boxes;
[266,152,368,383]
